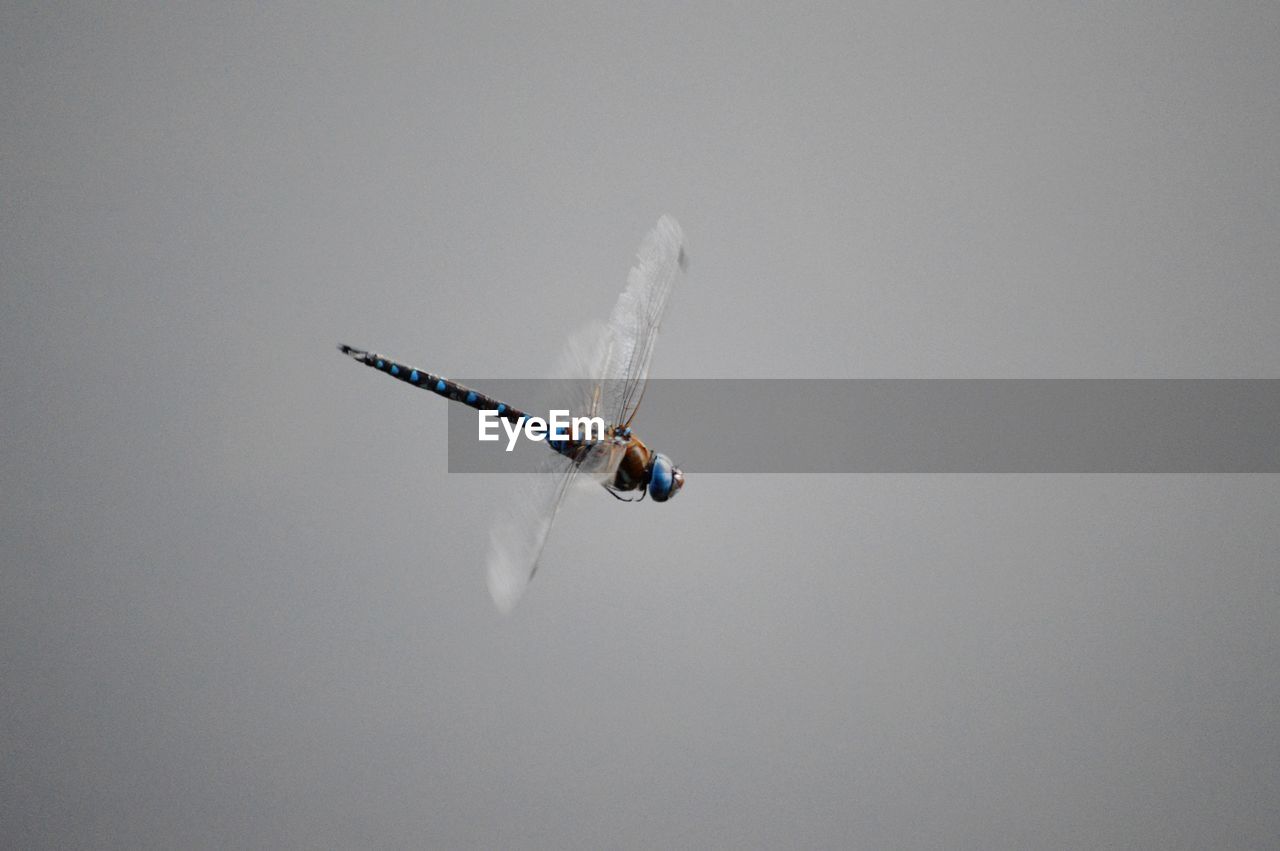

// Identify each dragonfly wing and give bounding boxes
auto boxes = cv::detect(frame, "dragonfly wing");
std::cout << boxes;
[551,319,614,421]
[484,322,618,613]
[484,438,625,613]
[485,450,579,613]
[484,217,683,612]
[600,215,687,427]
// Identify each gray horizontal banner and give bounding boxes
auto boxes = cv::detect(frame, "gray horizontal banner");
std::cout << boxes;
[445,380,1280,473]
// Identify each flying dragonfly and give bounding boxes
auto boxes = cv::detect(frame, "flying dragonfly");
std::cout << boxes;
[338,215,687,611]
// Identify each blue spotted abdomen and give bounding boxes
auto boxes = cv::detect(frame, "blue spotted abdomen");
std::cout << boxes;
[338,344,531,424]
[338,343,595,459]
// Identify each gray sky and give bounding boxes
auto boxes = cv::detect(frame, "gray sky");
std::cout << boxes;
[3,2,1278,848]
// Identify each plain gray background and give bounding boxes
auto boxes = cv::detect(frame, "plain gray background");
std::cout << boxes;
[3,2,1278,848]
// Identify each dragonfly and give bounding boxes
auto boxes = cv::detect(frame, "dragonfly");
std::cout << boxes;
[338,215,687,611]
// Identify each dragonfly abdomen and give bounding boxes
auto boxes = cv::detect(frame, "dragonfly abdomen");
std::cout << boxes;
[337,344,529,424]
[338,344,600,461]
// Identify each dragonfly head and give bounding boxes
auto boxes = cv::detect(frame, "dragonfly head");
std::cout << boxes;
[648,453,684,502]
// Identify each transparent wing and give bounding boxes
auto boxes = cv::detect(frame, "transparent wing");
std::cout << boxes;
[551,319,613,420]
[485,437,626,612]
[600,215,687,428]
[485,450,578,614]
[483,216,684,612]
[484,323,620,613]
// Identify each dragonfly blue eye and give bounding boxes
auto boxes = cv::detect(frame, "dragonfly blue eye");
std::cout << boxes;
[648,453,676,502]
